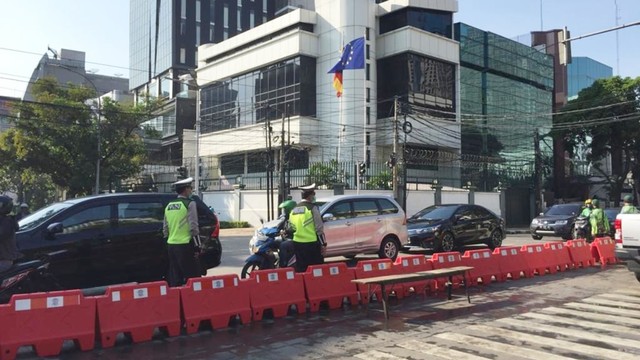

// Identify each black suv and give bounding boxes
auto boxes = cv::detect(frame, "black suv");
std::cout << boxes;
[15,193,221,290]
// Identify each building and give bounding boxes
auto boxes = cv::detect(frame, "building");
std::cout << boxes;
[0,96,19,133]
[567,56,613,99]
[24,48,128,102]
[194,0,461,193]
[129,0,276,163]
[455,23,554,225]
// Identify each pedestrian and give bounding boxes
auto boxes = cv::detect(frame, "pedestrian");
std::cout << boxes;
[589,198,610,237]
[620,195,638,214]
[0,196,20,273]
[163,177,201,287]
[289,184,326,272]
[15,203,30,222]
[580,199,592,217]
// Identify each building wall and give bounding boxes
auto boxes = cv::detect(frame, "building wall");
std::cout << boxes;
[567,56,613,99]
[196,0,461,186]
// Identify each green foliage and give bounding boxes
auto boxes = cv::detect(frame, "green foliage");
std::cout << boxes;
[368,171,393,190]
[556,76,640,204]
[306,160,341,188]
[2,77,159,197]
[219,221,251,229]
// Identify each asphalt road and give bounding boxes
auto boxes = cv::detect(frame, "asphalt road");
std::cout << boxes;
[207,230,540,278]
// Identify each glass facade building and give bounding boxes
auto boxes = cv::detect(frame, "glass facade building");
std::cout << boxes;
[200,56,316,133]
[567,56,612,99]
[455,23,553,189]
[379,7,453,39]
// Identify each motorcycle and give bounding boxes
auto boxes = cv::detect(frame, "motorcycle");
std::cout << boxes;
[0,250,66,304]
[240,217,296,279]
[572,216,591,242]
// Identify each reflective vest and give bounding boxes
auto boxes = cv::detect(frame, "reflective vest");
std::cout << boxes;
[165,198,192,245]
[290,203,317,243]
[621,204,638,214]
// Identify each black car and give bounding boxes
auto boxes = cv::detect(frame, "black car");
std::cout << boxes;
[406,204,506,253]
[530,203,582,240]
[15,193,221,291]
[604,208,620,237]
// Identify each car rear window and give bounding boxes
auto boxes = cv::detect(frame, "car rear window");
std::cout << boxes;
[378,199,399,214]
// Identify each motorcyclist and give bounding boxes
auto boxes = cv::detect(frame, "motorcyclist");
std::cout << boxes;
[620,195,638,214]
[277,198,297,268]
[589,199,610,238]
[0,196,20,273]
[580,199,593,217]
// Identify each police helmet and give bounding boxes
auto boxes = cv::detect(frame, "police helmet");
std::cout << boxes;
[0,196,14,215]
[624,195,633,203]
[278,199,297,213]
[173,177,194,194]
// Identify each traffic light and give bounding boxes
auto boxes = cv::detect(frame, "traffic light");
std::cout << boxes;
[176,166,188,180]
[358,162,366,176]
[386,154,397,168]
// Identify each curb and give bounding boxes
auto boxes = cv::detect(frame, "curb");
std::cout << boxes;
[505,229,530,235]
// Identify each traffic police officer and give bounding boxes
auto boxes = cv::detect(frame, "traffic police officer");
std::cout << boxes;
[621,195,638,214]
[163,177,201,286]
[289,184,326,272]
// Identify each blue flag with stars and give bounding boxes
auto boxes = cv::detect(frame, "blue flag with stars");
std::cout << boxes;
[327,37,365,73]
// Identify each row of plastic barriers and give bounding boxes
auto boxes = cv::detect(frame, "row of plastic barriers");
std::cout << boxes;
[0,237,617,359]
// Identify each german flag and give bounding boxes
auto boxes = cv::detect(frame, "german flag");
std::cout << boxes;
[333,71,343,97]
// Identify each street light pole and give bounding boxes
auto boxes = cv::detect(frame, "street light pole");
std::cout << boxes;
[194,83,201,197]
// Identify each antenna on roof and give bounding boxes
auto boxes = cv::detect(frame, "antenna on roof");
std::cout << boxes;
[47,46,58,60]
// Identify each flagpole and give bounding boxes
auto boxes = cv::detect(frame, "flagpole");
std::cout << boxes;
[363,28,368,194]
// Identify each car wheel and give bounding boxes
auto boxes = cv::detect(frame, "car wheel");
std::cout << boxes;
[241,262,261,279]
[635,272,640,283]
[378,237,400,261]
[532,235,542,240]
[487,229,503,250]
[437,232,455,253]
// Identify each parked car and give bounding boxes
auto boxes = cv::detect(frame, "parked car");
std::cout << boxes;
[315,195,408,260]
[406,204,505,253]
[604,208,619,237]
[16,193,221,291]
[530,203,582,240]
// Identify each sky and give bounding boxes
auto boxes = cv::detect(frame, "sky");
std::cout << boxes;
[0,0,638,99]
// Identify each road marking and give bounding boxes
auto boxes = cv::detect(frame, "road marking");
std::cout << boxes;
[397,340,489,360]
[541,306,640,327]
[466,324,638,360]
[582,297,640,309]
[434,332,574,360]
[614,288,640,296]
[495,317,640,350]
[596,293,640,303]
[520,311,639,334]
[354,350,403,359]
[563,302,640,318]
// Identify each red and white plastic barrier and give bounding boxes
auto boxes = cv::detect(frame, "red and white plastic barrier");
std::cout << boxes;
[429,252,466,289]
[565,239,595,268]
[591,237,618,268]
[0,290,95,360]
[180,274,253,334]
[353,259,397,303]
[520,244,555,276]
[302,263,358,311]
[462,249,501,285]
[95,281,181,348]
[543,242,573,272]
[393,255,434,297]
[493,246,530,280]
[249,268,306,320]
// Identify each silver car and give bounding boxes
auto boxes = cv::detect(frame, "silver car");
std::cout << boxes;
[316,194,409,260]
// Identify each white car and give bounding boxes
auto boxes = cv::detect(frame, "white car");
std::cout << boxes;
[316,194,409,260]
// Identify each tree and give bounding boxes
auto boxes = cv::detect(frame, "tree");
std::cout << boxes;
[368,171,393,190]
[556,76,640,206]
[3,77,158,197]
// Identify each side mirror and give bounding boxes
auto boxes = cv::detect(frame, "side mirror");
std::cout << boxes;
[46,222,63,239]
[322,213,335,222]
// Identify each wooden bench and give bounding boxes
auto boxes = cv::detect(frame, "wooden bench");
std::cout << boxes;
[351,266,474,319]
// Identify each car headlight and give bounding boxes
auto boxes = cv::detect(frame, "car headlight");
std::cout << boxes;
[531,219,539,225]
[555,220,568,225]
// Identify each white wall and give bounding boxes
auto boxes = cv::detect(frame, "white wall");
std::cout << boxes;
[202,188,502,228]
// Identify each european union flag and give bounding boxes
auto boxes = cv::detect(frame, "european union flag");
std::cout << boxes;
[327,37,365,73]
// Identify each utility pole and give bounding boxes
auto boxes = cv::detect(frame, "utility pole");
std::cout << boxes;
[265,117,272,221]
[279,111,286,206]
[392,96,399,201]
[534,131,542,215]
